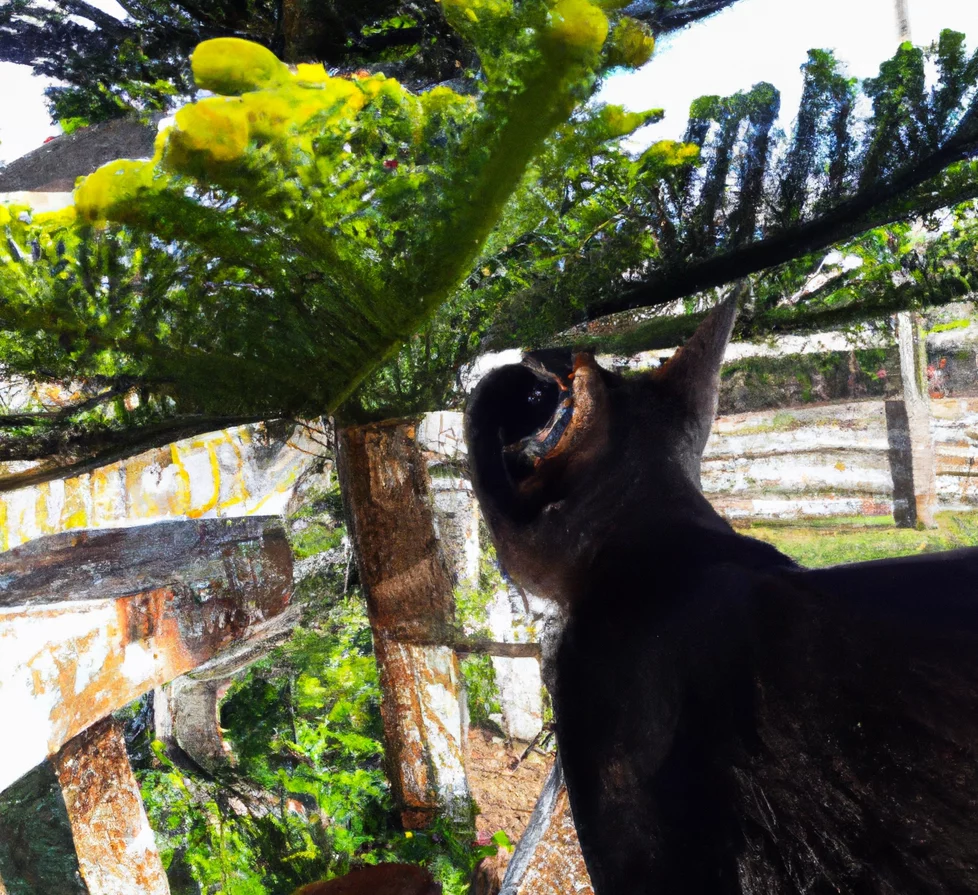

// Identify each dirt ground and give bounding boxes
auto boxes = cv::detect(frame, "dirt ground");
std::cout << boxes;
[466,725,554,843]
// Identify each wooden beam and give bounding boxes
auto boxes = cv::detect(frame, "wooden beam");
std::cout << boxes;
[0,518,293,793]
[455,640,542,659]
[50,719,170,895]
[0,517,291,609]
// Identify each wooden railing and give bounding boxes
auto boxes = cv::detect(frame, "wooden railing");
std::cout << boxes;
[0,517,294,894]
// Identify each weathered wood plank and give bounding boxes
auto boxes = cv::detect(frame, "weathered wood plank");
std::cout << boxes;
[50,719,170,895]
[0,517,290,609]
[500,761,593,895]
[0,518,293,792]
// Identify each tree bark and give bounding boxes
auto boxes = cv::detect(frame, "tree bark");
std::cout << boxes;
[50,718,170,895]
[338,420,471,827]
[894,0,910,41]
[154,677,234,774]
[894,311,937,527]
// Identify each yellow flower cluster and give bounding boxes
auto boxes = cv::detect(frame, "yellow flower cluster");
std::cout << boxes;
[73,38,426,219]
[191,38,291,95]
[442,0,514,27]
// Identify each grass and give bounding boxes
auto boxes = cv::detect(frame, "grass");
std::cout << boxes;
[733,510,978,568]
[731,411,803,436]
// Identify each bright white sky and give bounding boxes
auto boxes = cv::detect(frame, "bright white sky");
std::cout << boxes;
[1,0,978,165]
[600,0,978,142]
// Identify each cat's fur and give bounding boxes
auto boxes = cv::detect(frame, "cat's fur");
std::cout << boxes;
[465,297,978,894]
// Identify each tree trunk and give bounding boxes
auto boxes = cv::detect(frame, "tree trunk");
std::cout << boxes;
[338,420,471,828]
[154,677,234,773]
[892,311,937,527]
[894,0,910,40]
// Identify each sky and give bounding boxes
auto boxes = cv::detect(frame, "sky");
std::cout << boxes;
[599,0,978,143]
[1,0,978,166]
[0,0,127,165]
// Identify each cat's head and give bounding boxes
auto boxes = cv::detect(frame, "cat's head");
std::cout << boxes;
[464,295,738,605]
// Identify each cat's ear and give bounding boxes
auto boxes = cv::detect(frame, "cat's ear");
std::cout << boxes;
[653,283,742,454]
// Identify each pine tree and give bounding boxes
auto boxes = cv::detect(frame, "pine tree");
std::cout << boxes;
[0,0,661,482]
[4,17,978,487]
[0,0,738,129]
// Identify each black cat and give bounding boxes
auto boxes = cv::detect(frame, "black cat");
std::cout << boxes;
[465,296,978,895]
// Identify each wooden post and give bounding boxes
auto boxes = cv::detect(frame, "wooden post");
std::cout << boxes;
[500,761,593,895]
[890,311,937,527]
[338,420,471,828]
[50,718,170,895]
[154,677,233,773]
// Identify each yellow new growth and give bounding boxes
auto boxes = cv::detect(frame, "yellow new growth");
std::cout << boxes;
[191,38,291,95]
[442,0,515,32]
[637,139,701,173]
[75,159,158,222]
[74,38,415,218]
[598,104,659,139]
[608,17,655,68]
[547,0,609,56]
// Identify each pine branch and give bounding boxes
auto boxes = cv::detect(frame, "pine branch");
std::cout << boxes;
[57,0,130,34]
[630,0,742,34]
[0,382,142,429]
[591,148,978,320]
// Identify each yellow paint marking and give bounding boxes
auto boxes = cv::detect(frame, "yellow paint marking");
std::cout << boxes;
[217,429,250,512]
[245,469,298,514]
[170,444,193,515]
[63,475,90,530]
[36,483,51,536]
[217,490,251,512]
[187,445,221,519]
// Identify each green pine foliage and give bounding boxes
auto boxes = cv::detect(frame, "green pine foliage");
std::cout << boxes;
[487,31,978,349]
[0,0,735,128]
[7,22,978,472]
[0,0,469,128]
[0,4,666,469]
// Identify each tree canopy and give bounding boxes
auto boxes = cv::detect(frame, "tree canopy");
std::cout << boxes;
[4,11,978,489]
[0,0,469,128]
[0,0,662,483]
[0,0,737,130]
